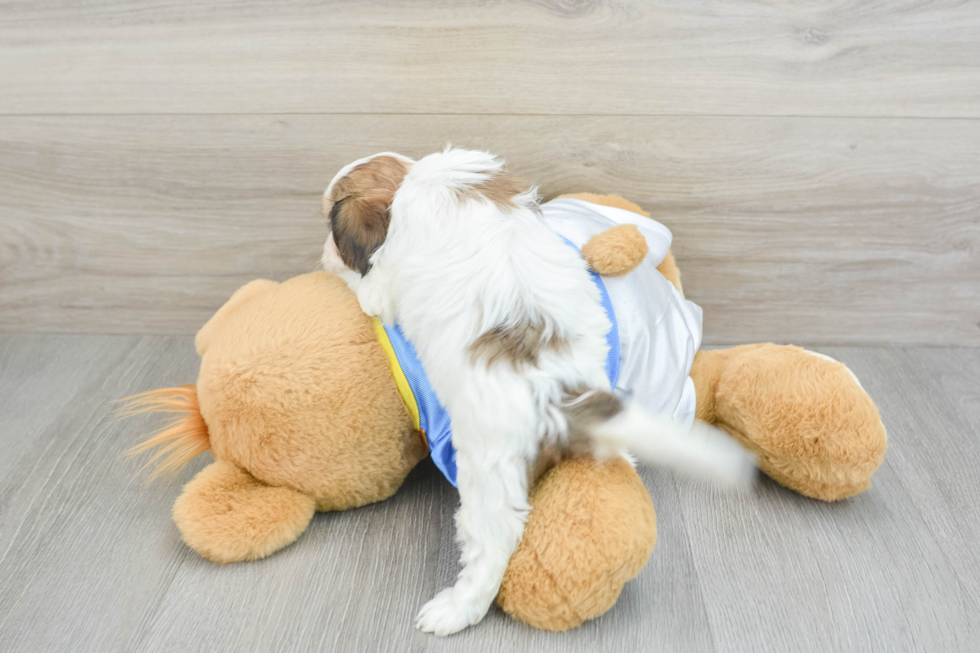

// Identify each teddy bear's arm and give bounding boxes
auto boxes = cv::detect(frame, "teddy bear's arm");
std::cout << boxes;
[557,192,683,291]
[581,225,649,276]
[173,460,317,563]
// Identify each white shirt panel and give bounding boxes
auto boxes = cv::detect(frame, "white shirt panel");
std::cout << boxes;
[540,198,703,426]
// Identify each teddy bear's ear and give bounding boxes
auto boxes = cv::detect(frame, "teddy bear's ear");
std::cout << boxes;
[172,460,316,563]
[195,279,279,356]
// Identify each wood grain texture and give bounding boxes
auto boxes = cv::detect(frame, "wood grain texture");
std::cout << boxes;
[0,335,200,652]
[1,114,977,344]
[679,345,980,652]
[1,1,979,117]
[1,335,978,651]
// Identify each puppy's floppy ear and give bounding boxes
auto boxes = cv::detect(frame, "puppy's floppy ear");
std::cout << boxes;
[327,156,410,275]
[329,193,391,276]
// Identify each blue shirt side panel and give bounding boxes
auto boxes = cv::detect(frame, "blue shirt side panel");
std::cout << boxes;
[594,271,620,387]
[382,323,459,487]
[558,235,620,388]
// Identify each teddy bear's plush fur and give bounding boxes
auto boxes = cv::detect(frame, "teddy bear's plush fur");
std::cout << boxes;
[127,193,886,632]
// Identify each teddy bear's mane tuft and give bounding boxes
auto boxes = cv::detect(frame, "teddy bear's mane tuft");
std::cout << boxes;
[119,384,210,482]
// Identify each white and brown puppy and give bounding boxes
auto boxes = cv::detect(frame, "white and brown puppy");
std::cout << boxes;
[322,148,754,635]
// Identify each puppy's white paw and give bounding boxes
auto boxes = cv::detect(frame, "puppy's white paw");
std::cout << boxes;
[415,587,485,636]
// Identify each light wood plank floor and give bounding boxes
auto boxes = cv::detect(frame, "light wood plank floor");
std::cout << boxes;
[0,335,977,652]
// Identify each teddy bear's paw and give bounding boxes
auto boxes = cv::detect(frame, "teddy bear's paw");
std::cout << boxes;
[415,587,486,636]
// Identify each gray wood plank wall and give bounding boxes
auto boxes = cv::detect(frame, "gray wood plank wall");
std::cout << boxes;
[1,1,978,345]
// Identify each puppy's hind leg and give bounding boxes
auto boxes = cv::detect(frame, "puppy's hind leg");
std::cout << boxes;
[415,446,530,636]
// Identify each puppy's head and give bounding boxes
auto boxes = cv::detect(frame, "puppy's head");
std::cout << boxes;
[322,153,414,275]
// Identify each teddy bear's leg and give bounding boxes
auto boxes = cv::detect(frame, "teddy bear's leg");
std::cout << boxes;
[691,345,887,501]
[496,456,657,631]
[172,459,317,563]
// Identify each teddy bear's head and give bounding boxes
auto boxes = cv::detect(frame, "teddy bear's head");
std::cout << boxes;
[194,271,427,509]
[131,272,427,562]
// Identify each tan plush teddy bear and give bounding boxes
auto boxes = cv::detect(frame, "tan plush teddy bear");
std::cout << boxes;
[127,193,886,632]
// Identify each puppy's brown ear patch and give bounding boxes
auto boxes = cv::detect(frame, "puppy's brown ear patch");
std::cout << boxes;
[327,156,410,275]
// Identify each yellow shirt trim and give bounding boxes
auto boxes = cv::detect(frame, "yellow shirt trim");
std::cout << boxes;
[373,318,425,446]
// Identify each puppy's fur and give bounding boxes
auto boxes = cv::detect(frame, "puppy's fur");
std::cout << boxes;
[322,148,754,636]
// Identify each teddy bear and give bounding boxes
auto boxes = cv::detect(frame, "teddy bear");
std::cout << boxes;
[126,193,887,632]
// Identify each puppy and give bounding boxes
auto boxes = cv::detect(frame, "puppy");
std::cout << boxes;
[322,148,755,635]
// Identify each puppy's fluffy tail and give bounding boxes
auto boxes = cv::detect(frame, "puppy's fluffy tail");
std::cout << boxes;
[570,392,756,489]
